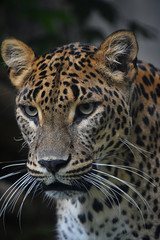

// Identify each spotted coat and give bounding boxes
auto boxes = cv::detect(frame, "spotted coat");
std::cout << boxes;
[1,30,160,240]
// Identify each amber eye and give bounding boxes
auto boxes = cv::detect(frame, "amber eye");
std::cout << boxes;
[78,103,94,115]
[24,106,38,117]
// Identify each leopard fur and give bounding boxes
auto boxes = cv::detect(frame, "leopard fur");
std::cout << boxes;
[1,30,160,240]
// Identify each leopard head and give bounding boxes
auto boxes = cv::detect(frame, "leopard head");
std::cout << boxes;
[1,30,138,199]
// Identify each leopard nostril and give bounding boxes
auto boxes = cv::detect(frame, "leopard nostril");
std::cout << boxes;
[38,154,71,173]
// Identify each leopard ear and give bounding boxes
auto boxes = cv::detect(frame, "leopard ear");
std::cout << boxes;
[95,30,138,74]
[1,38,35,90]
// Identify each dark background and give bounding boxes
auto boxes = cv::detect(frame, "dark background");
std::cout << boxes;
[0,0,159,239]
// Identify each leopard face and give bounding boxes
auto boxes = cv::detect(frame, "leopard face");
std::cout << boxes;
[1,31,138,199]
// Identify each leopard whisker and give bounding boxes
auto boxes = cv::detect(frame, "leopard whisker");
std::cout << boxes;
[92,176,144,222]
[93,162,155,186]
[2,163,26,170]
[92,168,148,223]
[30,181,42,203]
[82,174,116,210]
[87,173,122,213]
[42,192,55,209]
[0,173,30,218]
[19,141,28,152]
[94,168,149,208]
[119,137,152,158]
[13,137,24,142]
[9,175,36,214]
[0,173,28,203]
[89,172,137,209]
[0,170,26,180]
[18,178,38,228]
[0,159,27,164]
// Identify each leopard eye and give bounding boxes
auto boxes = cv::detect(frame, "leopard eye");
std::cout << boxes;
[24,106,38,117]
[79,103,94,115]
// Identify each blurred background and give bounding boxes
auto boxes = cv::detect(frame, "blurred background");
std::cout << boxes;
[0,0,160,239]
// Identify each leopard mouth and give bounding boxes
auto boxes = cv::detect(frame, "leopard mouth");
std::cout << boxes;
[42,181,89,192]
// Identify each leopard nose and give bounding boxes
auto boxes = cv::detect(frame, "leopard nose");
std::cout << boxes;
[39,155,71,173]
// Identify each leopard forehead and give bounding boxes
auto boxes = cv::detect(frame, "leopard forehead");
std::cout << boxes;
[17,43,106,112]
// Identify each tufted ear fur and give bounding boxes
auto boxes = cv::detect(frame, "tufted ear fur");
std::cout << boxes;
[1,38,35,90]
[94,30,138,85]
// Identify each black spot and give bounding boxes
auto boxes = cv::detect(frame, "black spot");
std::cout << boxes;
[121,210,127,215]
[112,99,116,105]
[79,61,85,68]
[132,231,139,237]
[72,78,79,84]
[88,211,93,222]
[78,214,86,224]
[63,81,70,86]
[45,82,50,87]
[149,74,154,84]
[54,62,60,68]
[150,92,157,104]
[156,84,160,97]
[138,64,147,71]
[104,95,108,101]
[140,83,149,99]
[35,80,42,86]
[139,103,144,111]
[124,127,129,135]
[148,106,155,116]
[113,91,119,98]
[117,105,122,114]
[45,106,49,110]
[92,198,103,212]
[155,225,160,239]
[71,85,80,100]
[143,116,149,126]
[110,108,115,118]
[96,85,102,94]
[150,67,155,76]
[49,90,52,96]
[36,59,45,67]
[136,136,145,147]
[45,97,48,103]
[69,73,79,77]
[142,236,150,240]
[98,79,103,84]
[39,70,47,76]
[41,91,45,98]
[112,218,118,224]
[87,92,92,98]
[63,88,68,94]
[39,63,47,70]
[74,63,81,71]
[60,96,64,101]
[90,72,96,78]
[78,196,86,204]
[81,86,86,95]
[142,75,151,86]
[135,125,142,134]
[32,86,43,99]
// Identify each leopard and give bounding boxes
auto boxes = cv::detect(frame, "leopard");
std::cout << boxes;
[1,30,160,240]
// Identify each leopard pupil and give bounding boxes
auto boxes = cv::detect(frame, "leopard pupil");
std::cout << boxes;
[29,106,35,112]
[82,103,90,109]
